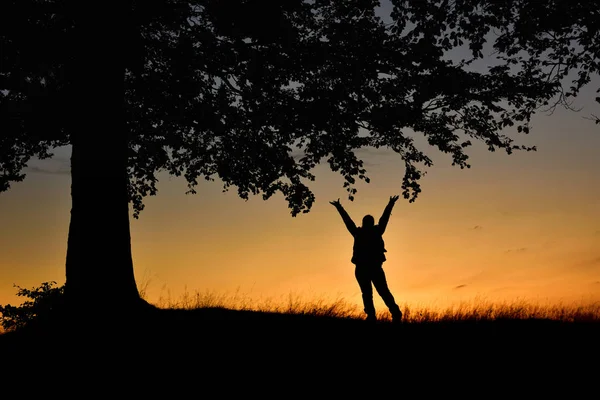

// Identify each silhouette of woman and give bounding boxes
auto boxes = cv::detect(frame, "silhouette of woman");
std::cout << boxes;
[330,195,402,323]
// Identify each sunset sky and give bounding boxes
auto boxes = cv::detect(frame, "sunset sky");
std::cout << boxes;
[1,2,599,312]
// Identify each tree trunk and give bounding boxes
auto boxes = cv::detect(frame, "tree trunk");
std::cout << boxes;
[64,3,142,314]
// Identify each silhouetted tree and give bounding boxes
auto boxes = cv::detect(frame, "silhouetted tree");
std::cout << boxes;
[4,0,592,313]
[436,0,600,117]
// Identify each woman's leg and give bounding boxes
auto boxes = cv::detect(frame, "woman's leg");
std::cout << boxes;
[355,264,376,320]
[371,265,402,321]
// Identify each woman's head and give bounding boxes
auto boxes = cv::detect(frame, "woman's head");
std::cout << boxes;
[362,215,375,228]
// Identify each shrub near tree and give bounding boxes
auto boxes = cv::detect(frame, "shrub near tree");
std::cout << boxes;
[0,282,65,332]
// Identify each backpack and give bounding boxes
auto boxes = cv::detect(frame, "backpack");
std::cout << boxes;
[352,226,387,264]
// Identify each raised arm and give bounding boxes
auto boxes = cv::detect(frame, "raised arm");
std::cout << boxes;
[330,199,358,236]
[378,195,399,234]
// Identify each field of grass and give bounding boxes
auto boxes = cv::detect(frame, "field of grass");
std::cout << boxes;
[2,286,599,335]
[1,288,598,391]
[148,287,600,323]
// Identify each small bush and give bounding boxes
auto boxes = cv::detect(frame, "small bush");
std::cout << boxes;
[0,281,65,332]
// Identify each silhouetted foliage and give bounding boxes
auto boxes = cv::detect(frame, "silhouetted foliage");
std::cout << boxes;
[2,0,582,216]
[0,281,65,332]
[2,0,598,308]
[451,1,600,117]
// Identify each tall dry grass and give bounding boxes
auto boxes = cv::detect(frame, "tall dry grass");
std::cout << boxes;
[153,287,362,319]
[148,287,600,323]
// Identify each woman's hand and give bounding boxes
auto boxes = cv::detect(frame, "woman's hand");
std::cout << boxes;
[329,198,341,207]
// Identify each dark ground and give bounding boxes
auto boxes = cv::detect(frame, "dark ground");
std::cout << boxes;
[1,308,598,395]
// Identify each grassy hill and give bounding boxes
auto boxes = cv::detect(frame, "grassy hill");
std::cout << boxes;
[1,298,599,394]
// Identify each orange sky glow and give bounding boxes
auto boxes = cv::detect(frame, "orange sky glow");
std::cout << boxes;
[1,1,599,313]
[1,100,599,312]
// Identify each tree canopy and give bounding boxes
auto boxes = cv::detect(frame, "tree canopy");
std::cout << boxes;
[448,0,600,116]
[2,0,577,218]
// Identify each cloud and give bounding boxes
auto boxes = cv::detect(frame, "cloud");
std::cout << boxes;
[488,286,513,293]
[572,256,600,270]
[454,284,467,289]
[25,165,70,175]
[356,147,392,157]
[505,247,527,254]
[585,257,600,267]
[288,147,387,167]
